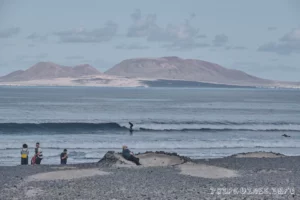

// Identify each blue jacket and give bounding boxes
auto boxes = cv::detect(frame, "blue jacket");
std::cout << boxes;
[122,149,131,159]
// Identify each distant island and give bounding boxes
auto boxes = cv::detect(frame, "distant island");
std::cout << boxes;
[0,57,299,88]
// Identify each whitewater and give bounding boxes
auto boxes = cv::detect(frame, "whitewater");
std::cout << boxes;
[0,86,299,166]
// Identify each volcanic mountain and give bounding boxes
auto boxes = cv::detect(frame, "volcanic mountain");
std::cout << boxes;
[0,62,101,82]
[105,56,273,86]
[0,58,299,88]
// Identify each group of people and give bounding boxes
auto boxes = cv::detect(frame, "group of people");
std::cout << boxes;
[20,142,68,165]
[21,143,141,166]
[19,121,140,166]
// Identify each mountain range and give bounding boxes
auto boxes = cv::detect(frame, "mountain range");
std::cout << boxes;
[106,56,272,86]
[0,57,299,88]
[0,62,101,82]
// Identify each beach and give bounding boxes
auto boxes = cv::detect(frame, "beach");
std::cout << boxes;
[0,151,298,200]
[0,87,299,199]
[1,87,300,166]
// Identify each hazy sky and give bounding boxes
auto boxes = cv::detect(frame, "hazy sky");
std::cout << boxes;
[0,0,300,81]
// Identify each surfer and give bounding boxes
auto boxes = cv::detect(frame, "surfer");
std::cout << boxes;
[282,134,291,138]
[129,122,133,131]
[129,122,134,135]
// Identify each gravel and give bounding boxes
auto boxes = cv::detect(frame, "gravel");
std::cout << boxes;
[0,152,299,200]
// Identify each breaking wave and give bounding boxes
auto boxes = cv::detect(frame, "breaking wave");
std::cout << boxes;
[139,128,300,132]
[0,122,127,132]
[0,121,299,133]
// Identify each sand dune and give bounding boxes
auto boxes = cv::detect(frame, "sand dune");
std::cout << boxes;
[100,151,238,179]
[0,75,146,87]
[113,152,185,167]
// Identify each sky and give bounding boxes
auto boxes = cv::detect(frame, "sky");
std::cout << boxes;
[0,0,300,81]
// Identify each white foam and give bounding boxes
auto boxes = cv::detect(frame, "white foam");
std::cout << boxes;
[1,131,300,165]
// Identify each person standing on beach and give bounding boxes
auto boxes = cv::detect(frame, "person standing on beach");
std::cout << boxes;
[122,145,141,165]
[60,149,68,165]
[34,142,43,165]
[20,144,29,165]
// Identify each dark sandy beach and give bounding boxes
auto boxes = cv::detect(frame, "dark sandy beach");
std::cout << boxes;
[0,151,298,200]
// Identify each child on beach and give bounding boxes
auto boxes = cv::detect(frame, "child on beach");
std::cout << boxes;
[20,144,29,165]
[31,155,36,165]
[122,145,141,165]
[60,149,68,164]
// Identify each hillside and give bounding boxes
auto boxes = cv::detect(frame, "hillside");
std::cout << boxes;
[0,58,299,88]
[0,62,101,82]
[105,56,273,86]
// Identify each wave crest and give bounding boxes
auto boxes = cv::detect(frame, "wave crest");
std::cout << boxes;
[0,122,127,132]
[0,122,299,133]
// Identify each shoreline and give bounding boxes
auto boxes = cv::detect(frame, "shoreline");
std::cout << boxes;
[1,151,299,200]
[0,150,294,167]
[0,150,293,168]
[1,84,300,90]
[1,79,300,89]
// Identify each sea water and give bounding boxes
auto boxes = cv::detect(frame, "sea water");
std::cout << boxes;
[0,87,300,166]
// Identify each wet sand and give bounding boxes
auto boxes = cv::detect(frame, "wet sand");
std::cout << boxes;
[0,151,298,200]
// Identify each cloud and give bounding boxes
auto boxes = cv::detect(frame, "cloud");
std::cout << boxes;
[268,27,277,31]
[258,28,300,55]
[127,9,157,37]
[162,40,209,51]
[130,8,142,21]
[212,34,228,46]
[258,42,300,55]
[115,43,149,50]
[54,21,118,43]
[149,21,199,42]
[0,27,20,38]
[27,33,48,41]
[65,56,85,60]
[281,28,300,42]
[127,10,203,50]
[190,13,196,19]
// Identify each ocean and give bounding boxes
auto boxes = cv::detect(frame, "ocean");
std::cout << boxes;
[0,86,300,166]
